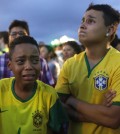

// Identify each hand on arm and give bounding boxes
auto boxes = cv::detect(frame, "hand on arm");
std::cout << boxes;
[59,89,117,124]
[103,90,116,107]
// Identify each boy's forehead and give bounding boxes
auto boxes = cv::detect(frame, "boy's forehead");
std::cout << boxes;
[84,9,104,18]
[13,43,39,53]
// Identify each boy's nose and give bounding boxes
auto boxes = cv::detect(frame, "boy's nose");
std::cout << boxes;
[25,61,33,69]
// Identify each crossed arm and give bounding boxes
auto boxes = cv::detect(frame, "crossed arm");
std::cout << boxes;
[61,90,120,129]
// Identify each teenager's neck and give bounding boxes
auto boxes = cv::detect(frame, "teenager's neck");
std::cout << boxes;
[85,42,111,60]
[14,82,36,100]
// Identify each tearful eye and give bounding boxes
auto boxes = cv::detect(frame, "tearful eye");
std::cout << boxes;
[32,59,40,64]
[16,60,24,65]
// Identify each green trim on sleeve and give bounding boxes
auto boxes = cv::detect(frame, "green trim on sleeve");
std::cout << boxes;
[48,99,68,132]
[57,93,70,98]
[17,127,21,134]
[112,101,120,106]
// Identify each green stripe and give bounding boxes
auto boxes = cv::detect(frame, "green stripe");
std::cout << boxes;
[57,93,70,98]
[85,53,105,78]
[17,127,21,134]
[48,99,68,132]
[11,79,37,102]
[112,101,120,106]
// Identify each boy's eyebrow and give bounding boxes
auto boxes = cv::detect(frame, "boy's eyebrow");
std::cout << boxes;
[14,56,25,59]
[82,15,96,21]
[31,55,40,58]
[15,55,39,58]
[88,15,96,19]
[83,14,96,20]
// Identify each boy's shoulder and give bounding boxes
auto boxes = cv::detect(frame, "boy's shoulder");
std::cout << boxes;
[36,80,59,105]
[0,77,14,92]
[0,77,13,83]
[109,47,120,61]
[36,80,57,94]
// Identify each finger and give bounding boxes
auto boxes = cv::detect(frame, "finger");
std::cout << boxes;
[112,93,116,98]
[106,101,113,107]
[109,90,116,95]
[106,97,112,103]
[104,90,116,98]
[105,94,116,107]
[104,92,112,99]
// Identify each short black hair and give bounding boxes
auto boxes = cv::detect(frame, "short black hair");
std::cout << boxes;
[9,20,30,35]
[63,41,83,54]
[86,3,120,26]
[0,31,9,44]
[9,36,39,60]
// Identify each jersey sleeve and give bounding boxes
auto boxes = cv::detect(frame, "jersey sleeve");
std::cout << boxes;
[109,65,120,106]
[48,97,68,132]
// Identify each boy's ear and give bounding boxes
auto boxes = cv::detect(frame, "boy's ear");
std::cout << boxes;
[107,23,119,36]
[7,60,12,71]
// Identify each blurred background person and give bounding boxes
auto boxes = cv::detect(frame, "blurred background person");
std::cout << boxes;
[62,41,83,62]
[39,44,60,84]
[111,34,120,51]
[54,44,64,68]
[0,31,9,55]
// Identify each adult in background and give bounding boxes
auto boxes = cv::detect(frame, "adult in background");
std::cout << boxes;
[111,34,120,51]
[0,31,9,55]
[62,41,83,62]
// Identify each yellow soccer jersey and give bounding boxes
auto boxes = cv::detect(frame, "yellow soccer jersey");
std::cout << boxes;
[0,77,68,134]
[55,47,120,134]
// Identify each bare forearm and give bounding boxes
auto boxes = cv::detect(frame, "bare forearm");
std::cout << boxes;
[66,97,120,128]
[59,95,91,122]
[67,106,90,122]
[62,101,89,122]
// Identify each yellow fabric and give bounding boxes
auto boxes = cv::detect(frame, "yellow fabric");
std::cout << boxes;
[0,77,62,134]
[55,47,120,134]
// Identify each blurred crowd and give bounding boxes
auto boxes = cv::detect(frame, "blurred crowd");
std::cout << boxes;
[0,25,120,86]
[0,24,84,85]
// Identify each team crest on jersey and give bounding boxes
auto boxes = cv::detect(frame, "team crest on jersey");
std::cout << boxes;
[32,110,42,128]
[94,71,109,91]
